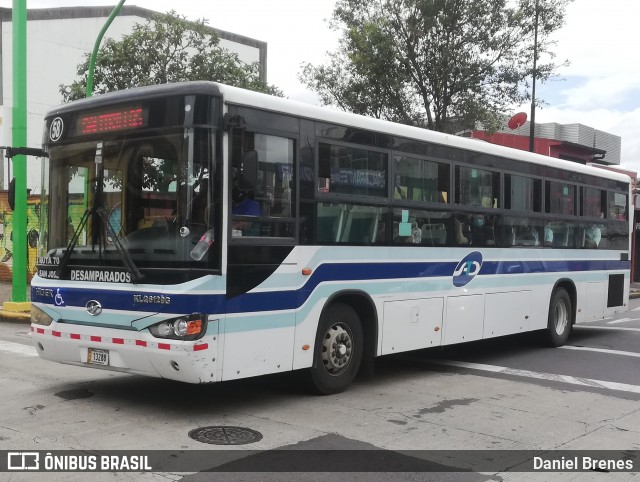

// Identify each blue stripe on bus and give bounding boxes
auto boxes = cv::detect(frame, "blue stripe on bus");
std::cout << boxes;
[479,259,628,275]
[31,259,629,315]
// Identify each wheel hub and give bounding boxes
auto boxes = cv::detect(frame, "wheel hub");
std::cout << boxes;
[322,323,353,375]
[555,300,568,335]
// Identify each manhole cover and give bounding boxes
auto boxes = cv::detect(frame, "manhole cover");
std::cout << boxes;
[188,426,263,445]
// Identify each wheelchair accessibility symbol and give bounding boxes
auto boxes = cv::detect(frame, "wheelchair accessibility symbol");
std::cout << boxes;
[452,251,483,287]
[54,288,65,306]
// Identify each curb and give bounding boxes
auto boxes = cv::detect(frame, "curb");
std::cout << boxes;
[4,301,31,312]
[0,309,30,323]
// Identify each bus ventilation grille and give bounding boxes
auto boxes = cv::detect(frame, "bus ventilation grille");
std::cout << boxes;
[188,426,263,445]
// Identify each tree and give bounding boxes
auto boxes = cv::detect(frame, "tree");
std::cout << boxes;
[300,0,571,132]
[61,11,282,101]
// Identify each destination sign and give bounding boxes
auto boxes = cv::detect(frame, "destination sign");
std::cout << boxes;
[72,105,148,137]
[35,263,131,284]
[71,270,131,283]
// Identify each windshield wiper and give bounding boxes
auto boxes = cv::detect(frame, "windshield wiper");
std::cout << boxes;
[96,207,143,283]
[55,207,144,283]
[56,208,91,279]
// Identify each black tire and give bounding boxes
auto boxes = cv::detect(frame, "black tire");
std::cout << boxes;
[544,288,572,347]
[308,302,363,395]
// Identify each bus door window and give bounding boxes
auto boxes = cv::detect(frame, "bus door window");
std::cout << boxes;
[231,130,295,238]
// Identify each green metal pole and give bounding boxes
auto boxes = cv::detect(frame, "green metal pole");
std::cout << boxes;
[86,0,126,97]
[11,0,27,302]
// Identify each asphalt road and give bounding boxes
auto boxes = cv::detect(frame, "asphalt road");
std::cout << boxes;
[1,299,639,481]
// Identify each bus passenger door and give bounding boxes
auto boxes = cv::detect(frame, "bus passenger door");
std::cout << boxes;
[222,126,298,381]
[223,246,297,381]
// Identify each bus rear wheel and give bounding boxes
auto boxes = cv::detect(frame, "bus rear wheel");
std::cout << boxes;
[545,288,572,347]
[309,302,363,395]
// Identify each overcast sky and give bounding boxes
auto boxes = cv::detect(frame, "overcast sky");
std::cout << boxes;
[3,0,640,173]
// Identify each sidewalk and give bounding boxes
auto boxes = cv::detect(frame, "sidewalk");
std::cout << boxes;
[0,281,31,323]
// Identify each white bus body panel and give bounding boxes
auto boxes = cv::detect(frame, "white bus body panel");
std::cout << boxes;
[483,291,531,338]
[381,297,443,355]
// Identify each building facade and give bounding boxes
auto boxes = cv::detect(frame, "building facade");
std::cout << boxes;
[465,119,621,166]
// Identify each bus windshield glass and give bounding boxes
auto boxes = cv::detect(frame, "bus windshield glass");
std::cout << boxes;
[43,127,219,284]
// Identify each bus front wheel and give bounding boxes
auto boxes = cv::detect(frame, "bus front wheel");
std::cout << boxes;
[545,288,572,347]
[309,302,363,395]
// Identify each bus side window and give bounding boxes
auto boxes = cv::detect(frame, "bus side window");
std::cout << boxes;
[316,203,345,243]
[454,216,470,245]
[421,223,447,246]
[583,224,602,248]
[340,206,382,244]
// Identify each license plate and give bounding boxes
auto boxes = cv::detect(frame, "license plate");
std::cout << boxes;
[87,348,109,366]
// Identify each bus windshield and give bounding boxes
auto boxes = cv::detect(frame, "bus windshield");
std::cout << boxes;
[42,127,219,284]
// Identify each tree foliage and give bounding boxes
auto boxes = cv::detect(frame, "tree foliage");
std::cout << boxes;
[61,11,282,101]
[300,0,571,132]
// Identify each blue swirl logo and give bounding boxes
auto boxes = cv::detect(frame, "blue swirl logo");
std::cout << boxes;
[452,251,483,287]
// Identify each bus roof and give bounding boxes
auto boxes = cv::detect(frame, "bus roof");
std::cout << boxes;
[217,83,631,186]
[47,81,631,185]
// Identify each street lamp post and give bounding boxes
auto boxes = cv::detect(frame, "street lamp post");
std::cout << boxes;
[529,0,539,153]
[11,0,27,302]
[86,0,126,97]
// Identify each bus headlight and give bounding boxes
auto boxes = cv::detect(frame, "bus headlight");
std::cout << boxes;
[148,313,206,341]
[31,305,53,326]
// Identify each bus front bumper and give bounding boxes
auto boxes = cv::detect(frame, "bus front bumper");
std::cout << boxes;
[30,322,217,384]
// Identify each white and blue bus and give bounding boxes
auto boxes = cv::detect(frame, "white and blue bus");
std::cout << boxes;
[31,82,632,394]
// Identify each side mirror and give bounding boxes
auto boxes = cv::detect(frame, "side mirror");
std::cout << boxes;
[3,146,48,211]
[8,177,15,211]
